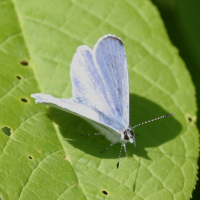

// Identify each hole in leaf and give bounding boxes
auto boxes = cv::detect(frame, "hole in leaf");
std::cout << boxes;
[188,117,192,122]
[102,190,108,195]
[20,60,29,66]
[16,75,22,80]
[186,114,195,123]
[21,98,28,103]
[1,126,11,136]
[28,156,33,160]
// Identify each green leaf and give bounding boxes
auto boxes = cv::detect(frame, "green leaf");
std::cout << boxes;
[150,1,200,199]
[0,0,198,199]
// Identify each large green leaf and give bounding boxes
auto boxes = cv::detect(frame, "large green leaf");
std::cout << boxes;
[151,1,200,199]
[0,0,198,199]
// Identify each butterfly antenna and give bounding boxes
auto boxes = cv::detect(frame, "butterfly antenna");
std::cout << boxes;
[131,113,174,130]
[116,141,125,169]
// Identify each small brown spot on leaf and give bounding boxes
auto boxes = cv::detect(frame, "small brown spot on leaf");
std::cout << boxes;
[63,155,68,160]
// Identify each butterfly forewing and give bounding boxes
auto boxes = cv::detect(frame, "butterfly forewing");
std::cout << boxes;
[94,35,129,128]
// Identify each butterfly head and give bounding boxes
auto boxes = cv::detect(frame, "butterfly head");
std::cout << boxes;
[123,128,136,146]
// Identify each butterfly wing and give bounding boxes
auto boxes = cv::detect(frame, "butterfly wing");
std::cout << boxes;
[31,34,129,133]
[70,45,113,118]
[94,35,129,127]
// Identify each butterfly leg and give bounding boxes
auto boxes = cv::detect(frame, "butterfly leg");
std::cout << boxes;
[123,142,128,157]
[116,142,129,168]
[116,141,125,169]
[81,133,101,136]
[100,143,118,153]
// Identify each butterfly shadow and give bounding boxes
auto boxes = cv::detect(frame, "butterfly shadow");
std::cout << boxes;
[47,93,182,160]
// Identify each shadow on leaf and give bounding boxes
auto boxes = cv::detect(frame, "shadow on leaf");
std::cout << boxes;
[47,93,181,160]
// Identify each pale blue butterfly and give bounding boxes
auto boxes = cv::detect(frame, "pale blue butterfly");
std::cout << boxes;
[31,34,173,168]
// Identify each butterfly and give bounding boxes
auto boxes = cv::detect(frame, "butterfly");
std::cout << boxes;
[31,34,173,168]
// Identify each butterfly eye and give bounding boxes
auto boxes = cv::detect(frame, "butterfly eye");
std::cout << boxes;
[124,129,133,140]
[124,133,129,140]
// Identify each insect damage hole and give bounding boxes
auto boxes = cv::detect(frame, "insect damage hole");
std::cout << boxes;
[188,117,192,122]
[28,156,33,160]
[16,75,22,80]
[186,114,195,123]
[19,60,29,66]
[21,98,28,103]
[1,126,11,136]
[102,190,108,195]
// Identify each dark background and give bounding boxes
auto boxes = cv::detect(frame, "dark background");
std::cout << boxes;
[151,0,200,199]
